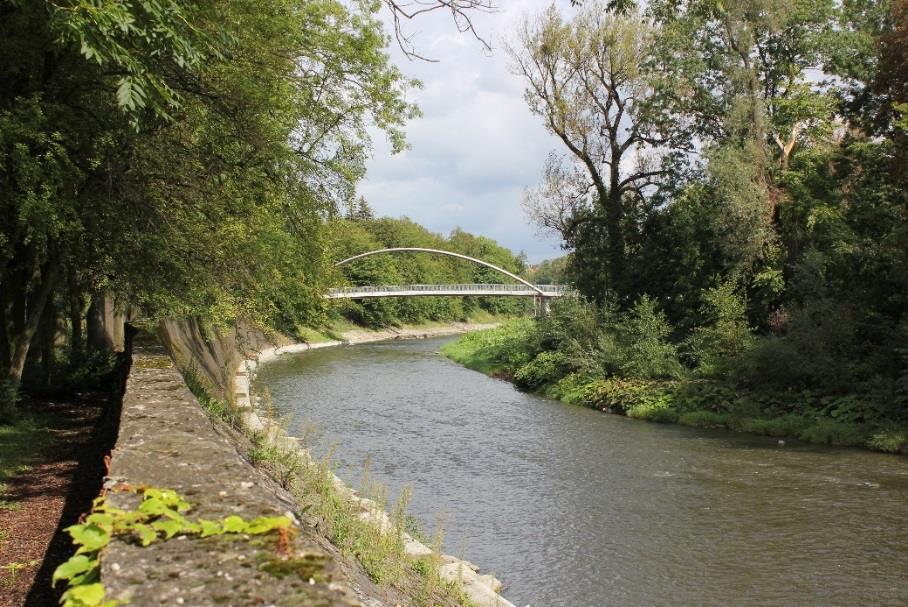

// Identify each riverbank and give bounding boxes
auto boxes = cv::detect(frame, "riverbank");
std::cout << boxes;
[441,323,908,455]
[261,334,908,606]
[230,319,515,607]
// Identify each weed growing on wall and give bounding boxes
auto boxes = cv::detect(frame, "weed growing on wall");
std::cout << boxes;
[53,486,292,607]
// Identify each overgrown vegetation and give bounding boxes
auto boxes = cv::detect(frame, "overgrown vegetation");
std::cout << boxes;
[459,0,908,454]
[443,298,908,454]
[0,0,511,420]
[52,486,294,607]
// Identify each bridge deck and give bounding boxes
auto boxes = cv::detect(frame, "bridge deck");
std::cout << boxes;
[326,283,568,299]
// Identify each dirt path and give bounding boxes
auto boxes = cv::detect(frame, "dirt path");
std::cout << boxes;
[0,397,110,607]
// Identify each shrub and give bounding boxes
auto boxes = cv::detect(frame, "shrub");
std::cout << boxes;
[731,414,812,437]
[0,381,17,425]
[868,428,908,454]
[671,380,738,414]
[730,299,860,392]
[441,319,535,375]
[616,295,685,380]
[684,281,754,377]
[513,351,567,390]
[627,399,679,423]
[587,378,676,414]
[678,410,730,429]
[546,374,601,405]
[799,419,869,447]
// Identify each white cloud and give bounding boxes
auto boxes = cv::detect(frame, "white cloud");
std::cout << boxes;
[358,1,568,263]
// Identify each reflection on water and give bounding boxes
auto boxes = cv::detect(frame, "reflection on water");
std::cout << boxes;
[258,337,908,607]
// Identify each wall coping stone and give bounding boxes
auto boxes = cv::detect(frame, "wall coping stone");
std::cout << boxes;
[101,345,369,606]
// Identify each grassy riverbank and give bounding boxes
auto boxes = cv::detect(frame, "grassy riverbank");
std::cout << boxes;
[442,321,908,455]
[295,309,508,345]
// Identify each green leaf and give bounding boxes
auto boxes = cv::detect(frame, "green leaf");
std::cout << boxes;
[221,515,247,533]
[116,78,146,111]
[52,555,95,587]
[84,513,114,532]
[137,497,166,516]
[66,524,110,553]
[144,488,190,511]
[132,524,158,547]
[62,582,106,606]
[199,519,222,538]
[244,516,292,535]
[151,518,184,539]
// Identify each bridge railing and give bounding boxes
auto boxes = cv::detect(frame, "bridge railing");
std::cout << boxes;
[326,283,569,298]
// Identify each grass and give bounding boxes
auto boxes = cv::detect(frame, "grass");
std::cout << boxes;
[1,415,52,555]
[0,416,52,513]
[0,559,38,589]
[293,325,340,344]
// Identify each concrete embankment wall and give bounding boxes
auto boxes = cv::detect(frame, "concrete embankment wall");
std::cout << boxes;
[101,320,516,607]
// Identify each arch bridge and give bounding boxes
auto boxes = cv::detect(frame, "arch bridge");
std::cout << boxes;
[328,247,569,308]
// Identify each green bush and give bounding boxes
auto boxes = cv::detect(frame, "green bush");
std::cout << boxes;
[867,428,908,454]
[441,319,535,375]
[799,419,869,447]
[731,414,812,437]
[678,410,730,429]
[546,373,601,405]
[684,281,754,377]
[0,381,17,425]
[586,378,676,415]
[671,380,739,414]
[627,399,679,423]
[514,351,567,390]
[616,296,685,380]
[730,299,861,392]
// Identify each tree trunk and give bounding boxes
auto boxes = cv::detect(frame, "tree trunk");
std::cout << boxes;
[41,292,56,386]
[0,294,9,373]
[605,166,626,300]
[6,260,59,390]
[86,293,114,353]
[69,286,83,366]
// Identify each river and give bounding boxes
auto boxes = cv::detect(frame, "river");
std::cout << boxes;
[257,336,908,607]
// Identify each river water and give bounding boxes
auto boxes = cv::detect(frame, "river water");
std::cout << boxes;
[258,336,908,607]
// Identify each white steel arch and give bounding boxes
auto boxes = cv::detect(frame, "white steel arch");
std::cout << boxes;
[334,247,546,296]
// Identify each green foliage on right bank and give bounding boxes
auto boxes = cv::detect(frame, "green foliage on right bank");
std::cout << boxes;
[442,297,908,454]
[480,0,908,454]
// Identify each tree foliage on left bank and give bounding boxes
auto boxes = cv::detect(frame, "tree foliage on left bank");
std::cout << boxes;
[0,0,416,414]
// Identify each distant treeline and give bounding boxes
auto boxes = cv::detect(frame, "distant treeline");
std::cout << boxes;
[328,215,530,328]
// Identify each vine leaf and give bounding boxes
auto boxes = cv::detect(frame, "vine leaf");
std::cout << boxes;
[52,555,95,587]
[66,524,110,554]
[222,515,247,533]
[132,524,158,547]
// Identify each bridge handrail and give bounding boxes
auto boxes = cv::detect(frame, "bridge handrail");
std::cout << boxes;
[327,283,569,295]
[334,247,546,296]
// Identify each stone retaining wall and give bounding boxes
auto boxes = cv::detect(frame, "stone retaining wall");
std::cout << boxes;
[102,323,518,607]
[101,345,374,606]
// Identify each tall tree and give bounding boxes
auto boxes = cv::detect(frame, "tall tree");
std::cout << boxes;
[0,0,417,393]
[508,2,662,300]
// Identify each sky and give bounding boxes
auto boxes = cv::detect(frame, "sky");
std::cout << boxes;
[357,1,568,264]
